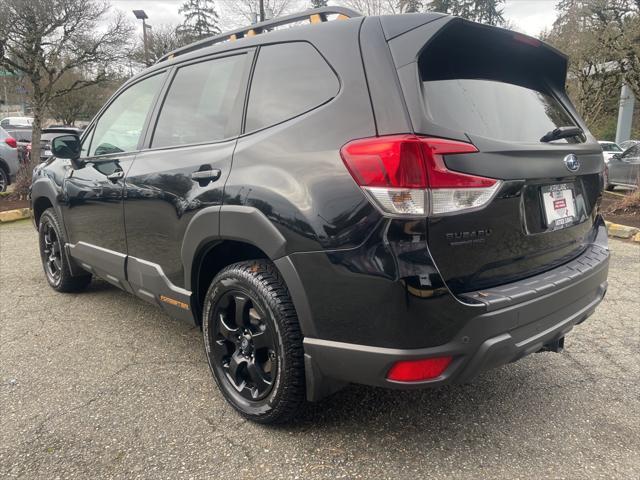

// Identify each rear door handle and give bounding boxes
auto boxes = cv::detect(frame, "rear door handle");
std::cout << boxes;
[191,168,221,185]
[106,169,125,182]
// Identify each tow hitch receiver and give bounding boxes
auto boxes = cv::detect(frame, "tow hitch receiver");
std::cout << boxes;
[540,337,565,353]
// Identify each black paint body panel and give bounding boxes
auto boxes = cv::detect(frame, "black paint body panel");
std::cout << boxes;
[29,13,610,398]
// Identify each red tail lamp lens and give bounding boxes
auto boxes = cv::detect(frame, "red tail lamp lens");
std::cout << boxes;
[340,135,427,188]
[340,135,495,189]
[387,356,453,382]
[4,136,17,148]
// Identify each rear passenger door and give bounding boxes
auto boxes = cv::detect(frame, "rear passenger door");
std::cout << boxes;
[123,49,254,309]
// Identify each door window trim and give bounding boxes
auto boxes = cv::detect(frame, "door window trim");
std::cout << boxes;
[141,48,256,153]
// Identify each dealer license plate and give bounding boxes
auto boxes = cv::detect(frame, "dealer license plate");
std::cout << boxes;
[541,184,576,230]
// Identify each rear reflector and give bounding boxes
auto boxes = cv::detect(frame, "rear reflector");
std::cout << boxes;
[340,135,500,216]
[4,136,17,149]
[387,356,453,382]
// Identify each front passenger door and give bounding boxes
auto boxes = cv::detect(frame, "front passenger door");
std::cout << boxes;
[62,72,166,289]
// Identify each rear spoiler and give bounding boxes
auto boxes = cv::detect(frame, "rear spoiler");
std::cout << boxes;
[387,16,568,91]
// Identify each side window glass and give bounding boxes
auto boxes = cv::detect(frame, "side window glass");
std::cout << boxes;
[89,73,164,156]
[152,54,248,148]
[245,43,339,132]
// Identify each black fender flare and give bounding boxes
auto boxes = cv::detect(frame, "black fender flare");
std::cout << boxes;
[30,178,64,228]
[181,205,316,337]
[31,177,86,276]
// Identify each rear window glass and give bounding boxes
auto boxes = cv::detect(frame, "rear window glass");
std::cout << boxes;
[422,79,577,143]
[8,130,32,142]
[245,42,339,132]
[418,22,580,144]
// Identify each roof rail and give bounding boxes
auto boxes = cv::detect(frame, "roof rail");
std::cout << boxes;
[156,7,362,64]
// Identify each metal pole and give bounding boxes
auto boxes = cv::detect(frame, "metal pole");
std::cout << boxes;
[142,18,150,66]
[615,83,635,145]
[259,0,265,22]
[2,79,7,116]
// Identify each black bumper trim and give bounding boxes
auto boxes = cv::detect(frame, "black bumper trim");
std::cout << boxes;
[459,244,609,312]
[303,245,609,400]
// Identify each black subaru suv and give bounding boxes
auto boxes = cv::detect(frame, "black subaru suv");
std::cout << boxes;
[31,8,609,423]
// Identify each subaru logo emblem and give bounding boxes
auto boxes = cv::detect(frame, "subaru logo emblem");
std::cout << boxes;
[564,154,580,172]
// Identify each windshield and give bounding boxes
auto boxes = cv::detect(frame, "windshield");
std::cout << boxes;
[600,143,621,152]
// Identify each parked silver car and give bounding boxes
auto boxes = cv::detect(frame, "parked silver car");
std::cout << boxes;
[0,126,20,192]
[598,140,623,163]
[605,143,640,190]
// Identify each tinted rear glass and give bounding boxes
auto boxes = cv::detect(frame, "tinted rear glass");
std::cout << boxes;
[419,21,580,144]
[245,42,339,132]
[8,130,32,141]
[422,79,576,143]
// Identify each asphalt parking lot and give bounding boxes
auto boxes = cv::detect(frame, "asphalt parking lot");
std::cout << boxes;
[1,219,639,479]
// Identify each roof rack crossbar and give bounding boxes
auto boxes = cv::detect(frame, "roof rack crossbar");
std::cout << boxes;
[157,7,362,64]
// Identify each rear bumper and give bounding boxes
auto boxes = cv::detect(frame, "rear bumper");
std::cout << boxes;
[303,240,609,400]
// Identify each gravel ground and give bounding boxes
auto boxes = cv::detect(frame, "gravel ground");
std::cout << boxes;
[1,219,639,479]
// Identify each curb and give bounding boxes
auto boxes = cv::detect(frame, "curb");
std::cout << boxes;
[0,208,31,224]
[605,221,640,242]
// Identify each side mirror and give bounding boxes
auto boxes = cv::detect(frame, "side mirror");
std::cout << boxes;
[51,135,81,161]
[611,153,621,160]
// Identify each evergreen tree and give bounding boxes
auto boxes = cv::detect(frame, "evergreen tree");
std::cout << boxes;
[399,0,422,12]
[427,0,505,25]
[311,0,328,8]
[178,0,221,43]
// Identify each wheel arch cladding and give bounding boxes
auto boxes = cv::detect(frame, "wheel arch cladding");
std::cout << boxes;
[182,205,316,336]
[32,196,54,226]
[31,179,63,224]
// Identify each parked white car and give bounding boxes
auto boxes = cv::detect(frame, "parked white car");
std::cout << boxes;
[0,116,34,128]
[598,141,623,163]
[619,139,639,151]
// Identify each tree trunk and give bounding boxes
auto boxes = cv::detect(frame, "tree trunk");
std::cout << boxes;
[30,104,43,171]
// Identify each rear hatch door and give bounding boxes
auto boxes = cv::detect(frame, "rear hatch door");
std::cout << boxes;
[388,17,604,293]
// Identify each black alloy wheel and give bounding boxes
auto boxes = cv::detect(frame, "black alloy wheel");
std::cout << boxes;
[42,221,63,284]
[212,291,278,401]
[38,208,92,292]
[203,260,305,424]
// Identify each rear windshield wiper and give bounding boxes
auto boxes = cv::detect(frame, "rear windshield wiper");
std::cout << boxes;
[540,126,583,143]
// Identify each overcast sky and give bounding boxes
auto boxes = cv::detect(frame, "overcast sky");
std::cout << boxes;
[112,0,559,37]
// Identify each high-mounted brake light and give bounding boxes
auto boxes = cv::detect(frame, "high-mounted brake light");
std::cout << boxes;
[513,33,541,48]
[387,356,453,382]
[340,135,501,216]
[4,136,17,149]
